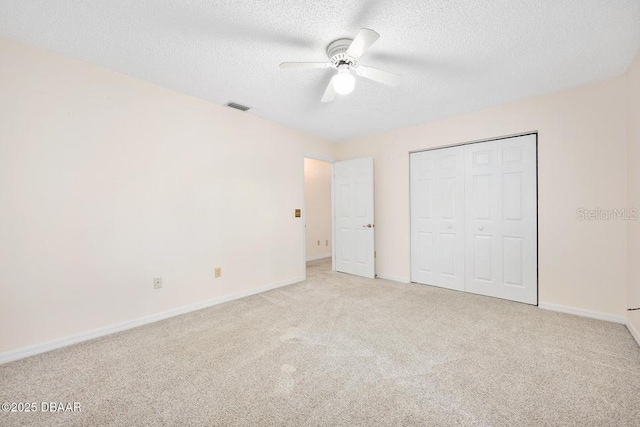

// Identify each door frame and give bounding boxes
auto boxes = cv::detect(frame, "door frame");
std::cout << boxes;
[302,153,336,280]
[408,131,539,305]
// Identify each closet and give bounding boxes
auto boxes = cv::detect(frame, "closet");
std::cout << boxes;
[410,134,537,305]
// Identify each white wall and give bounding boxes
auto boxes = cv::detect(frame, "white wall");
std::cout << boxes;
[2,35,638,357]
[304,158,332,261]
[627,52,640,342]
[336,77,629,319]
[0,38,336,354]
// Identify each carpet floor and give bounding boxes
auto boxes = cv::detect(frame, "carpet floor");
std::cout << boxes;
[1,259,639,426]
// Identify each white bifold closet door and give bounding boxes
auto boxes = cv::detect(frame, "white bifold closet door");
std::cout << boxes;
[410,146,465,291]
[411,134,537,305]
[465,135,537,304]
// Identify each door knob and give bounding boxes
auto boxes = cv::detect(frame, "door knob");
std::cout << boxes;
[363,223,373,228]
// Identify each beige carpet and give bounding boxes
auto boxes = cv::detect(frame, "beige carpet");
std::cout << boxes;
[1,259,639,426]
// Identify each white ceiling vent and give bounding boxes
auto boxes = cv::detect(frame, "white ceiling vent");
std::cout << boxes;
[225,102,250,112]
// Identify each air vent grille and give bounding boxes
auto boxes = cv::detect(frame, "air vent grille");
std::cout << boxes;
[226,102,250,112]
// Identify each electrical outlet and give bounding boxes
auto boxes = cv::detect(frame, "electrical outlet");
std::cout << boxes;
[153,277,162,289]
[215,267,222,278]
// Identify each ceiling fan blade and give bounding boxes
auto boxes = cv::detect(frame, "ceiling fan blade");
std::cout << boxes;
[356,66,402,87]
[279,62,331,69]
[346,28,380,59]
[321,79,336,103]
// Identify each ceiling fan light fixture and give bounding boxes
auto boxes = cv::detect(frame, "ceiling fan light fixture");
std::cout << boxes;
[332,68,356,95]
[280,28,401,102]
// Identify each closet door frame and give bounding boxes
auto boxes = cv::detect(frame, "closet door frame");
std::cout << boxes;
[409,132,539,306]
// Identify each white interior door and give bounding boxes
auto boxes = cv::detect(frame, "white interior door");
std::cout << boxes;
[465,134,537,304]
[410,147,465,290]
[334,158,375,278]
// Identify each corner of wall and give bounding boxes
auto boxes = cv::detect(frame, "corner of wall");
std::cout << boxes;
[625,51,640,346]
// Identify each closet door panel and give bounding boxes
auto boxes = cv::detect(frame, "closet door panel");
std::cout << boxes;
[465,140,501,298]
[498,136,537,304]
[411,146,465,291]
[464,135,537,304]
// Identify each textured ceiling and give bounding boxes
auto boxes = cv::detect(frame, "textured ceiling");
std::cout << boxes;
[1,1,640,141]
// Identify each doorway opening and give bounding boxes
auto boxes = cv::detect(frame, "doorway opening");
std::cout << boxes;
[303,157,334,277]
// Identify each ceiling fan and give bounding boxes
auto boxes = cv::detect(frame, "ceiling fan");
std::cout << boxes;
[279,28,402,102]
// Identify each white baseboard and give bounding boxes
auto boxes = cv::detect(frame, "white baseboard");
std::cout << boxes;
[627,317,640,347]
[538,302,626,324]
[0,276,304,365]
[306,254,332,262]
[376,273,411,283]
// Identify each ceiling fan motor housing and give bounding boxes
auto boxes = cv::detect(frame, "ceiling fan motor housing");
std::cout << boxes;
[326,38,357,67]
